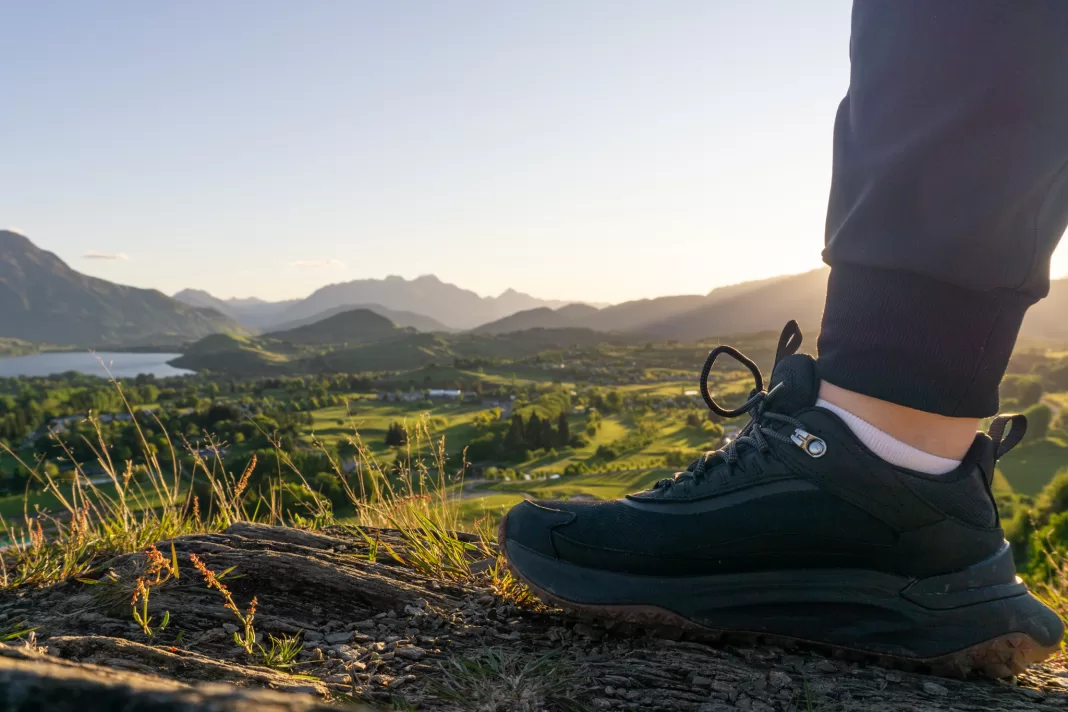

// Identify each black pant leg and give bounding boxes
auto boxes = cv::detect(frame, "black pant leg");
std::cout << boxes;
[817,0,1068,417]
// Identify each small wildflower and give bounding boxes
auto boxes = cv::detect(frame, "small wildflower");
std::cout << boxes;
[144,545,169,584]
[132,576,148,607]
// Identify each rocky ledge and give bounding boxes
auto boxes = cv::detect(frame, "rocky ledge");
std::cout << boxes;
[0,522,1065,712]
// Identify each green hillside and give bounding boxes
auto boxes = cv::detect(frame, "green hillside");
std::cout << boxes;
[169,333,288,374]
[268,303,453,333]
[0,337,40,357]
[174,299,628,376]
[265,308,409,345]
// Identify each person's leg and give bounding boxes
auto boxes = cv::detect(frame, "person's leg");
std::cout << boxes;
[819,0,1068,457]
[818,381,978,460]
[499,0,1068,675]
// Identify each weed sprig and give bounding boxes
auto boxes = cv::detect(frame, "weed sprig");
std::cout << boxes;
[189,552,258,654]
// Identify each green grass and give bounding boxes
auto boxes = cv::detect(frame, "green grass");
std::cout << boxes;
[999,437,1068,496]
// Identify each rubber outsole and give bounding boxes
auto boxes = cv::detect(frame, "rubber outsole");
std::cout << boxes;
[498,515,1063,679]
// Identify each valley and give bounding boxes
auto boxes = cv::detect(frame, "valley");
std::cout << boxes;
[3,228,1068,622]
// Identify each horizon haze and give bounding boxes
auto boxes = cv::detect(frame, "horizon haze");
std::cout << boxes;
[5,1,1068,304]
[3,0,855,305]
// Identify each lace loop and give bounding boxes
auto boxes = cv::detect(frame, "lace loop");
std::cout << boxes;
[699,320,802,418]
[700,345,762,417]
[656,322,806,492]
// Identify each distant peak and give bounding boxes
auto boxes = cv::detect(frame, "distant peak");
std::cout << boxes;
[414,274,442,283]
[0,229,34,247]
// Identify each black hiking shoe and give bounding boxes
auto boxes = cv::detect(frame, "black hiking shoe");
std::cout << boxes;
[499,322,1063,677]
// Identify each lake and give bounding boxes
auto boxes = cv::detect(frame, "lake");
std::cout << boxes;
[0,352,192,379]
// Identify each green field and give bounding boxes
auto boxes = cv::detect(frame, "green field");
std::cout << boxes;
[293,374,1068,508]
[999,438,1068,496]
[0,475,185,521]
[307,399,486,453]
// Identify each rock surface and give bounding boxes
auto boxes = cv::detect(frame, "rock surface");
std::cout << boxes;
[1,522,1066,711]
[0,643,345,711]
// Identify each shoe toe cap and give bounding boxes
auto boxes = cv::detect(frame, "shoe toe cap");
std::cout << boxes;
[502,500,576,559]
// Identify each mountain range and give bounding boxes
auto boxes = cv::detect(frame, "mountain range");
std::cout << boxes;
[473,269,1068,344]
[471,271,819,340]
[175,270,826,343]
[174,277,578,332]
[0,231,240,347]
[5,230,1068,351]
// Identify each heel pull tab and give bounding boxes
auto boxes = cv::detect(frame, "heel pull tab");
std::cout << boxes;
[988,414,1027,460]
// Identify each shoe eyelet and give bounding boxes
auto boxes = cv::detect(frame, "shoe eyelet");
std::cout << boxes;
[791,428,827,458]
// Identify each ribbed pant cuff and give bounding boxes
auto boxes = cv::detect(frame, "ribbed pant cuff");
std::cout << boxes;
[816,265,1033,418]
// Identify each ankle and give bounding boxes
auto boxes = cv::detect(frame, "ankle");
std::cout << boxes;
[817,381,979,460]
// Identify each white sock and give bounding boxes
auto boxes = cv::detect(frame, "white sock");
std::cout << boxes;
[815,399,961,475]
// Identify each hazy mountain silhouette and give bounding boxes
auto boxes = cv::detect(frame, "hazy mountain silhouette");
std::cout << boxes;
[636,269,829,341]
[471,272,816,338]
[272,275,575,330]
[0,232,241,346]
[174,288,455,332]
[471,268,1068,344]
[175,277,575,331]
[172,289,298,329]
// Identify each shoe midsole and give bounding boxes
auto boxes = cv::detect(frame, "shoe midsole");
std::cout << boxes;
[504,538,1064,659]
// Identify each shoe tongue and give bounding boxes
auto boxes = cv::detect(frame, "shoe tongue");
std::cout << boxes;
[766,354,819,414]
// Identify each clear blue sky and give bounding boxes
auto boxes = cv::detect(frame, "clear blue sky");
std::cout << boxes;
[4,1,1061,303]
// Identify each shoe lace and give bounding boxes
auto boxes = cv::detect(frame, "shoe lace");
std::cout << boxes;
[654,321,805,491]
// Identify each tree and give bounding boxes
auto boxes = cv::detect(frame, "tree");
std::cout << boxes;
[504,414,526,453]
[1001,375,1044,409]
[1023,403,1053,443]
[557,413,570,447]
[385,422,408,447]
[595,444,619,460]
[1036,468,1068,525]
[1019,379,1044,408]
[702,421,725,443]
[525,412,543,449]
[540,417,554,450]
[472,408,501,430]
